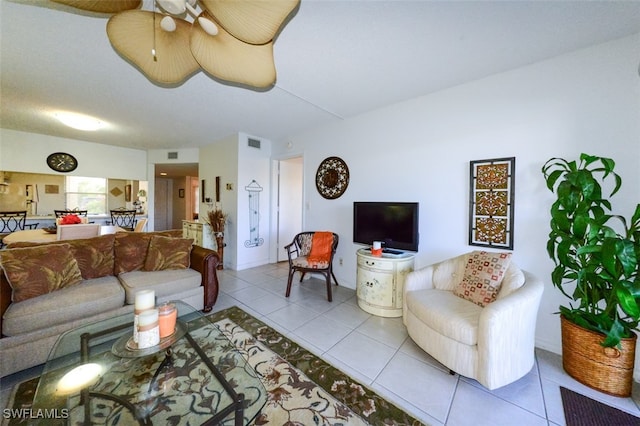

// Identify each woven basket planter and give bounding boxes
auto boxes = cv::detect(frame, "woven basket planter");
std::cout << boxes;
[561,315,637,397]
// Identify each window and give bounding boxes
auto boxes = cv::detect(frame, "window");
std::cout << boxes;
[65,177,107,215]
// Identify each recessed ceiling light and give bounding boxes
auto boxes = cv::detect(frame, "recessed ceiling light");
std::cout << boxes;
[160,172,168,176]
[53,112,106,131]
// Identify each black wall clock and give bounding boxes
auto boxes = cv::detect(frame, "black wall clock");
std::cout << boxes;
[316,156,349,199]
[46,152,78,173]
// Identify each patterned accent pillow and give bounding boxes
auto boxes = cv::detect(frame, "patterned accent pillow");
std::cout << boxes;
[0,244,83,302]
[6,234,116,279]
[453,251,512,307]
[297,234,313,256]
[144,236,193,271]
[114,232,154,275]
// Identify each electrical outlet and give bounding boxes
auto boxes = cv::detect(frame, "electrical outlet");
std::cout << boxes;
[339,258,343,266]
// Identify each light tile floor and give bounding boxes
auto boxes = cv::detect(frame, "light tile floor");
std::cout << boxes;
[2,262,640,425]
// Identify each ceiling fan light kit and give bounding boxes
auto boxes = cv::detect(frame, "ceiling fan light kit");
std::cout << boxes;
[52,0,300,89]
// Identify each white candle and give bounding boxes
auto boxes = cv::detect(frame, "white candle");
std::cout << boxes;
[137,308,160,348]
[56,363,103,395]
[138,309,159,327]
[134,290,155,312]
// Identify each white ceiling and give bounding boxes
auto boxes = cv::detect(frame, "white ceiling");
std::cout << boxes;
[2,0,640,151]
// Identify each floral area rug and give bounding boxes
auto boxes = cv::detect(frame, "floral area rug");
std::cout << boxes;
[4,306,424,425]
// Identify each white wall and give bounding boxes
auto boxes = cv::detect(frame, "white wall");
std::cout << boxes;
[236,133,272,270]
[199,135,239,268]
[273,34,640,370]
[198,133,273,270]
[0,129,147,180]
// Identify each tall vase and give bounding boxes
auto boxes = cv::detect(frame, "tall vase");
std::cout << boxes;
[215,234,224,270]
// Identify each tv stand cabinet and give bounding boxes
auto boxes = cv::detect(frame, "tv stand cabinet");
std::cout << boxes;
[356,248,415,317]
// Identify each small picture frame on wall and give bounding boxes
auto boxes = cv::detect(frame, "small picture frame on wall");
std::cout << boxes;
[44,185,59,194]
[125,184,132,202]
[179,189,185,198]
[468,157,515,249]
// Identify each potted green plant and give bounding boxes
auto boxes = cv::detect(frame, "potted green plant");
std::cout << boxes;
[542,153,640,396]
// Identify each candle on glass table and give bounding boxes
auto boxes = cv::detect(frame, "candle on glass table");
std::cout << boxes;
[134,290,155,311]
[137,308,160,349]
[158,302,177,339]
[133,290,155,344]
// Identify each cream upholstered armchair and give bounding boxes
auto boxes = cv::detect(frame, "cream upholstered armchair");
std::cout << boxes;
[403,251,544,390]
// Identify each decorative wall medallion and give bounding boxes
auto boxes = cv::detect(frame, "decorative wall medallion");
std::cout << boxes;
[316,156,349,199]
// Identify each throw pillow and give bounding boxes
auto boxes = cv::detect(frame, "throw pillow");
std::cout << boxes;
[154,229,183,238]
[453,251,512,307]
[114,232,153,275]
[144,236,193,271]
[0,244,83,302]
[66,234,116,279]
[7,234,116,280]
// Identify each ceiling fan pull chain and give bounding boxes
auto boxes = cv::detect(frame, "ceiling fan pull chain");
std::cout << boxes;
[152,2,158,61]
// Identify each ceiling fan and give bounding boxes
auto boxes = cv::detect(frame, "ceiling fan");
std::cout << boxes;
[50,0,300,88]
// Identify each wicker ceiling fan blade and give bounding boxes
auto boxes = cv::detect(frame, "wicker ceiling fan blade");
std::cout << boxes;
[107,10,200,85]
[51,0,142,14]
[190,15,276,89]
[199,0,299,45]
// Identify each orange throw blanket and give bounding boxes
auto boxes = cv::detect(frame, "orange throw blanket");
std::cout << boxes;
[307,232,333,267]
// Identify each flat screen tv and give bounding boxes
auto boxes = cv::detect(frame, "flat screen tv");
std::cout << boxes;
[353,202,419,252]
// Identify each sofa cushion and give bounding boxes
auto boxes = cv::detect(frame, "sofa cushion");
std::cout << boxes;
[144,235,193,271]
[2,276,124,336]
[114,232,154,274]
[406,289,482,346]
[6,234,116,280]
[453,251,512,307]
[118,269,201,304]
[0,244,83,303]
[292,256,330,269]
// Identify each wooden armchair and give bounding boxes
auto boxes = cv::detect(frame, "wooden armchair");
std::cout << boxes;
[284,231,339,301]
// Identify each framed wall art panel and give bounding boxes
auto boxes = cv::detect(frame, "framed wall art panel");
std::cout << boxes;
[468,157,515,249]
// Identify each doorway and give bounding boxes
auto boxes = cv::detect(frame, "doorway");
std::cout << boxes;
[276,156,303,262]
[153,163,199,231]
[154,178,171,230]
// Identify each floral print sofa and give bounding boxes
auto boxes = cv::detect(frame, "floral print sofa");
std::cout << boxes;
[0,230,220,377]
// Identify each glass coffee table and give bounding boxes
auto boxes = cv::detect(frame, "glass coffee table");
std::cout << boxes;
[31,301,266,425]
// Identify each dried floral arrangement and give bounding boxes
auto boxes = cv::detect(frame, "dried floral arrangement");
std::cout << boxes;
[207,209,227,234]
